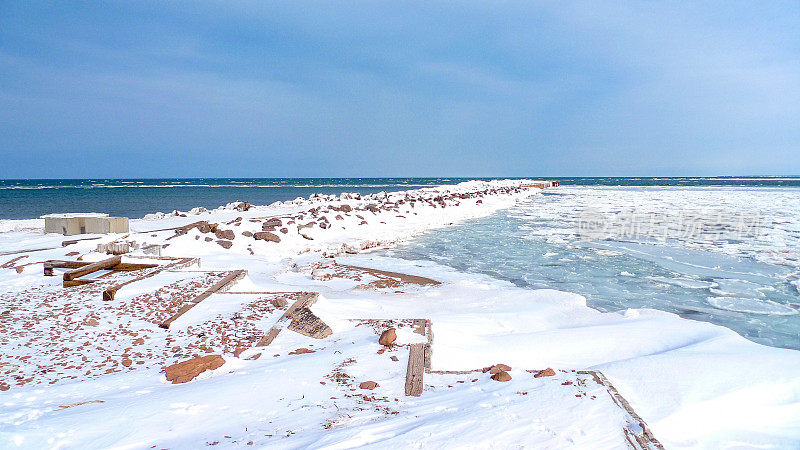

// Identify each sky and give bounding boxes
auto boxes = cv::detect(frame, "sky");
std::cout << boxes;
[1,1,799,178]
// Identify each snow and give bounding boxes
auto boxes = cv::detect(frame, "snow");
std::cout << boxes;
[1,180,799,449]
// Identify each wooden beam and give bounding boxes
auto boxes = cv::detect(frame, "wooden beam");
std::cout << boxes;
[102,257,198,301]
[61,236,102,247]
[45,260,159,276]
[286,307,332,339]
[256,292,319,347]
[339,263,441,286]
[63,256,121,285]
[63,279,97,287]
[159,269,246,329]
[405,343,425,396]
[64,256,122,287]
[577,370,664,449]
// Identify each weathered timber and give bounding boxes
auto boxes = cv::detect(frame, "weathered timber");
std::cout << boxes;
[577,370,664,449]
[102,257,198,301]
[63,255,121,285]
[63,279,97,287]
[256,292,319,347]
[61,236,102,247]
[339,263,441,286]
[405,343,425,396]
[287,307,332,339]
[159,269,247,328]
[44,260,159,276]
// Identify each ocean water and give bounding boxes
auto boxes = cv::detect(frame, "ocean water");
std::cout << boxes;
[2,176,799,220]
[383,185,800,351]
[0,178,481,220]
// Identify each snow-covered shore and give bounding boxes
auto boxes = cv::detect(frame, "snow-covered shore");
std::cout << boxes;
[1,179,799,449]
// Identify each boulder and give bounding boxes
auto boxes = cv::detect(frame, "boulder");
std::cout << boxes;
[378,328,397,346]
[235,201,251,212]
[241,231,253,237]
[534,368,556,378]
[197,222,212,234]
[483,363,512,373]
[359,381,379,390]
[491,371,512,382]
[215,229,235,240]
[253,232,281,243]
[165,355,225,384]
[216,240,233,249]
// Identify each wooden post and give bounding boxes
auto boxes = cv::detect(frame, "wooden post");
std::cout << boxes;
[63,255,121,286]
[405,343,425,396]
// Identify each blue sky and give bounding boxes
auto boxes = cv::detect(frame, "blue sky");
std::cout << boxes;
[1,1,799,178]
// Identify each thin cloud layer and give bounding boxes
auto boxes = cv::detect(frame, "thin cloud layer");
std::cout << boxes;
[1,1,798,177]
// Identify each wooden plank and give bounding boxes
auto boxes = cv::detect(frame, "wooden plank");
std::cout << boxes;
[44,260,86,275]
[340,263,441,286]
[256,292,319,347]
[287,307,332,339]
[0,247,56,257]
[577,370,664,449]
[405,343,425,396]
[61,236,102,247]
[103,257,198,301]
[63,256,121,282]
[159,269,246,329]
[63,279,97,287]
[45,260,159,276]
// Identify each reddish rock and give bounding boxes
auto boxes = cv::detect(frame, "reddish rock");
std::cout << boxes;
[491,371,512,382]
[121,358,132,367]
[280,228,288,234]
[133,338,145,345]
[216,240,233,249]
[253,232,281,243]
[235,201,251,212]
[241,231,253,237]
[534,368,556,378]
[196,222,212,233]
[84,318,99,327]
[288,348,315,355]
[483,363,512,373]
[378,328,397,346]
[165,355,225,384]
[215,229,235,240]
[359,381,379,390]
[204,236,213,242]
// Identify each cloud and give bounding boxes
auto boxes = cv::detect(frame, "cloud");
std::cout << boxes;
[1,1,799,177]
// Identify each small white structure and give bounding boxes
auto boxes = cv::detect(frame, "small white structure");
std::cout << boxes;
[42,213,129,236]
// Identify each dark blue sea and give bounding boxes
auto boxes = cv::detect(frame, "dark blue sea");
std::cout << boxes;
[1,177,799,220]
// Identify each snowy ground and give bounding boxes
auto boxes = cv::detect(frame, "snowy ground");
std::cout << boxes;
[1,180,799,449]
